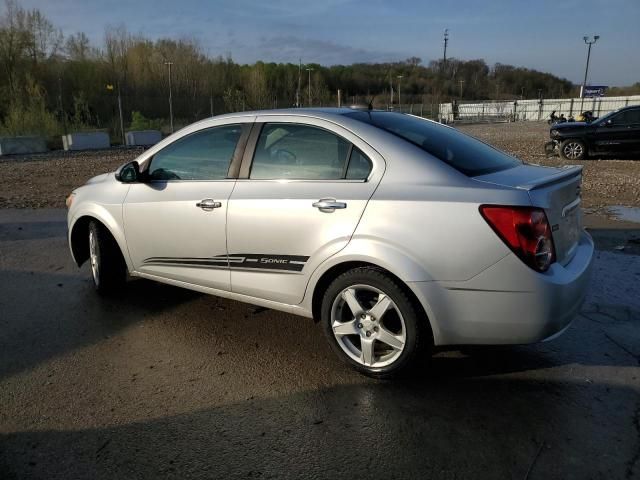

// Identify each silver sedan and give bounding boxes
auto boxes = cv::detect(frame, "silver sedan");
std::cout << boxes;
[66,108,594,377]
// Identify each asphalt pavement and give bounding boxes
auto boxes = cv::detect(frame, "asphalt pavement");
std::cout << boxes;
[1,209,638,479]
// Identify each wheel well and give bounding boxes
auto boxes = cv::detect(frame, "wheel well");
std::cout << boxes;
[311,261,432,338]
[70,216,124,268]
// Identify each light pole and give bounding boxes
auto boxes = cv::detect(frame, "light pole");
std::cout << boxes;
[164,61,174,133]
[306,67,314,106]
[296,58,301,107]
[443,29,449,68]
[397,75,403,109]
[580,35,599,112]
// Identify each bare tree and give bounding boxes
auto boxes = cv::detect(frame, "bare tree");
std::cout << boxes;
[65,32,91,60]
[0,0,28,94]
[24,8,62,63]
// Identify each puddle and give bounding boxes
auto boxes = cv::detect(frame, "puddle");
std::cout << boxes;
[606,206,640,224]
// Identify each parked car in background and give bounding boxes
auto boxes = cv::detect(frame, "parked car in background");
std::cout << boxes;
[66,108,594,377]
[548,105,640,159]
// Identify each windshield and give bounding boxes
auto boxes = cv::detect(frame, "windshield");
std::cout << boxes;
[344,111,521,176]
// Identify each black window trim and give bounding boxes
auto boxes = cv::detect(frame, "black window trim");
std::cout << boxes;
[238,121,373,182]
[146,122,251,183]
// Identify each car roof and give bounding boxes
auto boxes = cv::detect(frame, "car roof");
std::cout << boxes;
[211,107,385,121]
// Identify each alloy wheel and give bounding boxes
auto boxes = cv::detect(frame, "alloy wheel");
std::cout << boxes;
[330,284,406,368]
[563,142,583,159]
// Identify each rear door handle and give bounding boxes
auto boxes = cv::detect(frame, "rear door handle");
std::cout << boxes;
[196,199,222,211]
[312,199,347,210]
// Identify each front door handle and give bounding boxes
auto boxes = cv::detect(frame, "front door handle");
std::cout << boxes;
[196,199,222,211]
[312,199,347,211]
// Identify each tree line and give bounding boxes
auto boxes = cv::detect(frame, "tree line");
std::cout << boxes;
[0,0,630,141]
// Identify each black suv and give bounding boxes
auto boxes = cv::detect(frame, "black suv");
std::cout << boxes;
[548,105,640,159]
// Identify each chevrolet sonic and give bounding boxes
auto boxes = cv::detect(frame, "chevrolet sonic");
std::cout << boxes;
[66,108,594,377]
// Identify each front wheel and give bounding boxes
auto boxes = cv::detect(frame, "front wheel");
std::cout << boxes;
[321,267,430,378]
[560,139,587,160]
[88,221,126,294]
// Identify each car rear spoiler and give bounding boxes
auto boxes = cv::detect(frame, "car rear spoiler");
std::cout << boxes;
[517,165,583,191]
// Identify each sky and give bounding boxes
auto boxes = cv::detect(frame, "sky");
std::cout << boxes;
[18,0,640,86]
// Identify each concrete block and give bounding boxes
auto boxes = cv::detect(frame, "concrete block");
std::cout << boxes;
[126,130,162,146]
[0,136,47,155]
[63,132,110,151]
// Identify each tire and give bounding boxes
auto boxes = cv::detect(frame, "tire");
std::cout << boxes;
[560,139,587,160]
[88,221,126,294]
[320,267,430,378]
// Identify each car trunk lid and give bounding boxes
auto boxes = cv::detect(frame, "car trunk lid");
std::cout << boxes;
[474,164,583,265]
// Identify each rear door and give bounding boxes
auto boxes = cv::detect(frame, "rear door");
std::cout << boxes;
[595,108,640,153]
[226,116,385,304]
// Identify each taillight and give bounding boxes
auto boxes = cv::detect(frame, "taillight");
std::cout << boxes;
[479,205,556,272]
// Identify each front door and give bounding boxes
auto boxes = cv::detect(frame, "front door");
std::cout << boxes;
[123,124,245,291]
[226,117,384,304]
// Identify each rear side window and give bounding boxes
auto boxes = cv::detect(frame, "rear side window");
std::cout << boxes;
[345,111,520,176]
[250,124,351,180]
[149,125,241,180]
[612,109,640,125]
[346,147,372,180]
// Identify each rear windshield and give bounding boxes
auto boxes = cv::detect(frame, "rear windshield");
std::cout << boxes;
[344,111,521,176]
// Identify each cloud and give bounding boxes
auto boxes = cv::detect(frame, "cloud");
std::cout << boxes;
[234,35,404,65]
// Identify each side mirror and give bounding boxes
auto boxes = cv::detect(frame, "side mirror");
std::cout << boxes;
[605,119,613,127]
[115,161,140,183]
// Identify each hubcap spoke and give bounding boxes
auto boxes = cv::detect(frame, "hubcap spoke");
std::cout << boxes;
[368,294,392,320]
[360,338,375,366]
[376,326,405,350]
[342,288,364,316]
[332,319,359,336]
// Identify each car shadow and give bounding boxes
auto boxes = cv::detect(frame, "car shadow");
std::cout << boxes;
[1,376,637,479]
[0,269,202,380]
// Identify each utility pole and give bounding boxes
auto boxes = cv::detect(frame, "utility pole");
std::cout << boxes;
[459,79,464,99]
[580,35,599,112]
[389,72,394,107]
[397,75,403,108]
[117,81,124,145]
[306,67,314,106]
[58,75,67,136]
[337,89,341,107]
[164,61,174,133]
[521,87,525,99]
[296,58,301,107]
[443,29,449,68]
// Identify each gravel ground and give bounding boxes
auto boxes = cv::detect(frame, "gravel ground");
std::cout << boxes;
[0,148,143,209]
[0,121,639,209]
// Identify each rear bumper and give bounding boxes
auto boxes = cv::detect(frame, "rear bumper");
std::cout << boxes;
[409,230,594,346]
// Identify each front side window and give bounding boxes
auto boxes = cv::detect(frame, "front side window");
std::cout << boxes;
[148,125,242,181]
[250,124,351,180]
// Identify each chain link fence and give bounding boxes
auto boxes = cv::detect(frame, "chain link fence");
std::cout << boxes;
[438,95,640,124]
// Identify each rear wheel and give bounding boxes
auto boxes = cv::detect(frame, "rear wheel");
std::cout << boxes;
[88,221,126,294]
[321,267,429,378]
[560,139,587,160]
